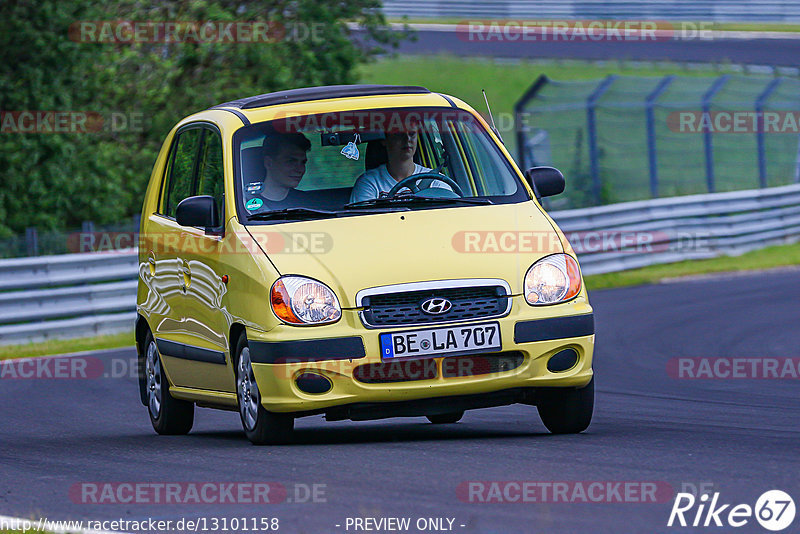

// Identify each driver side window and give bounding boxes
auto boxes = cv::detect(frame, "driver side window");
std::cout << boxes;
[162,128,202,218]
[197,130,225,220]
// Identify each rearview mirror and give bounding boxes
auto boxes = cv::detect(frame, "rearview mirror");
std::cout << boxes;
[176,195,220,232]
[524,166,565,199]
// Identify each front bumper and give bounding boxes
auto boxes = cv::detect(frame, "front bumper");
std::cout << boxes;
[247,296,595,413]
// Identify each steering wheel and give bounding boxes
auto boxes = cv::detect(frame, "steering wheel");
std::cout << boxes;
[386,172,464,198]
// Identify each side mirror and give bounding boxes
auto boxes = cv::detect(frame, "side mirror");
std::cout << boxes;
[176,195,220,231]
[524,166,565,199]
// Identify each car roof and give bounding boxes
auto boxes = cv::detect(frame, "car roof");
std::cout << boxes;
[211,84,432,111]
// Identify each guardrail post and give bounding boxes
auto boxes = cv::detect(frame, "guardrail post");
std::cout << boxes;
[25,227,39,256]
[645,75,675,198]
[755,78,782,188]
[701,75,730,193]
[587,75,617,205]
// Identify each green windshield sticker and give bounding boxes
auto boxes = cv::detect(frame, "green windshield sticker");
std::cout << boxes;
[245,198,263,211]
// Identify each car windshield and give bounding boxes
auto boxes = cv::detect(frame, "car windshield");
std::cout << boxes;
[233,107,528,222]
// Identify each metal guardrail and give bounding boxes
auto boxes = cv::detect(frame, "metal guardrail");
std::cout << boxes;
[0,253,138,346]
[382,1,800,22]
[1,183,799,345]
[553,183,800,275]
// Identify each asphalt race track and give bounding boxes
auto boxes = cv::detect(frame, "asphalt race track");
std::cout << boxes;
[387,27,800,67]
[1,270,799,533]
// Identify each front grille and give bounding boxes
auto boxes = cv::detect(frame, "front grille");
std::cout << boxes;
[441,351,525,378]
[361,285,509,327]
[353,359,438,384]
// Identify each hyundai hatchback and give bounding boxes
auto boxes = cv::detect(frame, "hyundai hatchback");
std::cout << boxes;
[136,84,595,444]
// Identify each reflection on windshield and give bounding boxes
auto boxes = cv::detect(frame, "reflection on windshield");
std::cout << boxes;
[233,107,526,221]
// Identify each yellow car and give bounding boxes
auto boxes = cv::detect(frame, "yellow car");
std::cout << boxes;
[136,84,595,445]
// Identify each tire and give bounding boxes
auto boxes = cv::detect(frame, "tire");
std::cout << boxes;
[427,411,464,424]
[235,333,294,445]
[537,377,594,434]
[144,332,194,435]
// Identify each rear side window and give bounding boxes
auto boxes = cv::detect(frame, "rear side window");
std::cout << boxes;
[163,128,203,217]
[197,131,224,219]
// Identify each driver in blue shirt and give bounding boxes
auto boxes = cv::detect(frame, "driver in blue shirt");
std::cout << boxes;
[349,126,451,203]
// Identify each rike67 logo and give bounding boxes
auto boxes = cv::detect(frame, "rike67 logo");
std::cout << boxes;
[668,490,795,531]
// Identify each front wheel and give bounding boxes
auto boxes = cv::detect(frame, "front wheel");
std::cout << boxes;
[235,333,294,445]
[537,377,594,434]
[144,332,194,435]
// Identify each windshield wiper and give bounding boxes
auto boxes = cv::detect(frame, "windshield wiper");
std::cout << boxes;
[344,196,493,209]
[247,208,339,221]
[247,206,409,221]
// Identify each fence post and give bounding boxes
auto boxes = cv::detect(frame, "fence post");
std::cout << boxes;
[587,75,617,205]
[514,75,550,169]
[701,75,730,193]
[25,227,39,256]
[80,221,96,253]
[645,75,674,198]
[755,78,782,188]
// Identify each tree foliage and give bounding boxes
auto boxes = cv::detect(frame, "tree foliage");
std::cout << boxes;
[0,0,399,237]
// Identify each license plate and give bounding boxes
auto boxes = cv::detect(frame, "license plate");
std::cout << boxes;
[379,322,501,360]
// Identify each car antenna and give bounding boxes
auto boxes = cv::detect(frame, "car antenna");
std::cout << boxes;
[482,89,504,144]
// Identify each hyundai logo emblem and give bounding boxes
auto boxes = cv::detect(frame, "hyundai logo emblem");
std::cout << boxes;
[420,297,453,315]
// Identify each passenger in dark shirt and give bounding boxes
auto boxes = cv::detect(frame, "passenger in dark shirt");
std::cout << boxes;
[253,133,311,210]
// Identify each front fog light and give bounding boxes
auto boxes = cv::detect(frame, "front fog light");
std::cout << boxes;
[270,276,342,325]
[524,254,582,305]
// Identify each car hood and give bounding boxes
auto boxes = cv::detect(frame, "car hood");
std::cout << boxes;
[245,202,564,308]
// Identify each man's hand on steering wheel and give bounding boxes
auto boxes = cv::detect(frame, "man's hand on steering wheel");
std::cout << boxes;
[385,172,464,198]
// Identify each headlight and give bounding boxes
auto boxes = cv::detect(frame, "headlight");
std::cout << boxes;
[270,276,342,325]
[524,254,582,305]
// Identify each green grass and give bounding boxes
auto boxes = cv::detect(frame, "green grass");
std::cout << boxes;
[357,54,751,157]
[584,241,800,290]
[358,54,719,115]
[358,55,795,209]
[0,331,134,360]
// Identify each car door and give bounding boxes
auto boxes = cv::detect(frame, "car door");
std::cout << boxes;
[147,124,228,391]
[173,125,236,393]
[145,126,203,357]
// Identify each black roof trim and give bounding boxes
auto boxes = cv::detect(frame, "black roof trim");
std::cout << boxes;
[211,85,431,111]
[215,107,250,126]
[437,93,458,108]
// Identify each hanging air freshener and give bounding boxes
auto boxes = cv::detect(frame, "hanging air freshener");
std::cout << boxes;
[341,133,361,160]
